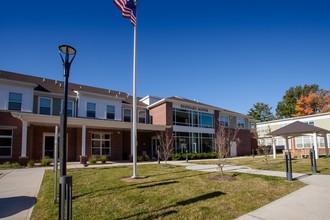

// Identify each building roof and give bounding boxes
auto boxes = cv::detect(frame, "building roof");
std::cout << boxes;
[0,70,147,107]
[269,121,330,137]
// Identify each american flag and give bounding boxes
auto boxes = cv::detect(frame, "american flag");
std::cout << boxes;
[114,0,137,26]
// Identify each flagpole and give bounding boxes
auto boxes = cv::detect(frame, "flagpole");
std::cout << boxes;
[131,21,138,178]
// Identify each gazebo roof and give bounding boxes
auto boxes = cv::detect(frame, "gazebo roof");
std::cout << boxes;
[269,121,330,137]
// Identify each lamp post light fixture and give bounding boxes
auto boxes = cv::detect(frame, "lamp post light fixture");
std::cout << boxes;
[58,44,76,220]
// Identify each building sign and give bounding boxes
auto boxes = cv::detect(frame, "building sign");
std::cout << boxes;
[180,104,209,112]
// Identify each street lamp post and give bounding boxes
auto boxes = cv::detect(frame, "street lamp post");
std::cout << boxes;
[58,45,76,220]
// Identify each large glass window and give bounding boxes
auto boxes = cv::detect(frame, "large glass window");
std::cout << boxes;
[123,109,131,122]
[220,115,229,127]
[173,108,214,128]
[107,105,115,120]
[91,133,111,156]
[87,102,96,118]
[173,132,214,153]
[0,129,12,157]
[8,92,22,111]
[39,97,52,115]
[237,117,245,129]
[138,110,146,123]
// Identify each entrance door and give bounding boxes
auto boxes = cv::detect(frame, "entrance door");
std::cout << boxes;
[230,141,237,157]
[44,135,55,158]
[43,133,61,159]
[151,137,159,160]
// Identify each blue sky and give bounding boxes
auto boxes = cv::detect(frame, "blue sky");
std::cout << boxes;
[1,0,330,115]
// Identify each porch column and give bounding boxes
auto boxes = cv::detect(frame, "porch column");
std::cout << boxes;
[18,121,29,166]
[80,125,87,164]
[272,137,276,159]
[21,121,28,157]
[82,125,86,156]
[324,133,329,158]
[313,132,319,159]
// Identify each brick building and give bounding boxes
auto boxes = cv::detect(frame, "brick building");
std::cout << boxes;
[0,70,257,164]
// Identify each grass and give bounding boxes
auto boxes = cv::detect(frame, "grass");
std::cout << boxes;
[32,164,304,219]
[199,156,330,175]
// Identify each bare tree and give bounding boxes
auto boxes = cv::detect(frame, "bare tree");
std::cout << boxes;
[158,129,174,167]
[256,126,273,166]
[214,124,240,175]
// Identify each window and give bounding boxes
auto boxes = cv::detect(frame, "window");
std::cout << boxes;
[237,117,245,129]
[61,100,74,117]
[91,133,111,156]
[123,109,131,122]
[173,108,214,128]
[138,110,146,123]
[39,97,52,115]
[0,129,12,157]
[8,92,22,111]
[87,102,96,118]
[199,113,214,128]
[220,115,229,127]
[107,105,115,120]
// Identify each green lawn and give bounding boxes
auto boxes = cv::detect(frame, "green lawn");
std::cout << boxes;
[199,156,330,175]
[33,164,304,219]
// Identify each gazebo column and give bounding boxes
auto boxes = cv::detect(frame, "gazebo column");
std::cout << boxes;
[313,132,319,159]
[272,137,276,159]
[324,133,329,158]
[284,136,289,150]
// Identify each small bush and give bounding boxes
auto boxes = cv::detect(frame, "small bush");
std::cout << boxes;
[137,154,150,162]
[100,155,107,164]
[41,157,52,167]
[88,156,97,165]
[27,160,35,167]
[171,152,218,160]
[0,161,22,169]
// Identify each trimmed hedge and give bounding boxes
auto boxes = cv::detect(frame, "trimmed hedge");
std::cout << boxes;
[171,152,218,160]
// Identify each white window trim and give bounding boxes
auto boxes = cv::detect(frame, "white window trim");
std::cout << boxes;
[61,100,75,117]
[106,105,116,120]
[123,108,132,122]
[8,92,22,111]
[86,102,96,118]
[138,110,146,124]
[38,97,53,115]
[0,129,13,158]
[91,133,111,156]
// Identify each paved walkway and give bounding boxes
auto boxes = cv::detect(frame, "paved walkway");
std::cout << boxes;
[0,161,329,219]
[0,168,45,220]
[177,162,330,220]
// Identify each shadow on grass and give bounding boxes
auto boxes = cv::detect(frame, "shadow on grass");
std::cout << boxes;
[73,172,208,200]
[117,191,225,220]
[137,181,179,189]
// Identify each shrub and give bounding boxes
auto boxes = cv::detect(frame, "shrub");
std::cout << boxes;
[0,161,22,169]
[137,154,150,162]
[88,156,97,165]
[171,152,218,160]
[41,157,52,167]
[27,160,35,167]
[100,155,107,164]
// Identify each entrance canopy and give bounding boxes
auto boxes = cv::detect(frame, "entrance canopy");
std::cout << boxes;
[268,121,329,159]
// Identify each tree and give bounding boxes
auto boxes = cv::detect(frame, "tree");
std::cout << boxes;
[157,129,174,167]
[214,124,240,176]
[294,90,330,116]
[248,102,275,122]
[276,84,319,119]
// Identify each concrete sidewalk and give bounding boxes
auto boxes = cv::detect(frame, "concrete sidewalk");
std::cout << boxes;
[182,163,330,220]
[0,168,45,220]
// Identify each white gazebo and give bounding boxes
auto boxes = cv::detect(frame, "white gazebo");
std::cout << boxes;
[268,121,329,159]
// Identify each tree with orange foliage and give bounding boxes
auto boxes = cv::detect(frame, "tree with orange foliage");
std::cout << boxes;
[294,90,330,116]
